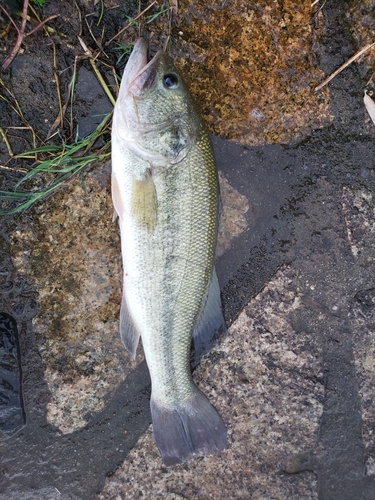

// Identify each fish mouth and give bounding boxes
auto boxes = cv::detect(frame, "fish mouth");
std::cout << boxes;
[122,38,163,97]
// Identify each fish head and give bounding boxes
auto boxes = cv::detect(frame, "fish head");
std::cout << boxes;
[113,39,200,165]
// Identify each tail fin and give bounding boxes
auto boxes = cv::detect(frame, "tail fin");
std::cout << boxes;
[150,389,227,466]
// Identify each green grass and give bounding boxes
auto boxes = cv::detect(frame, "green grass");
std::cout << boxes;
[0,1,173,216]
[146,4,169,24]
[123,3,169,29]
[0,113,112,215]
[114,43,133,64]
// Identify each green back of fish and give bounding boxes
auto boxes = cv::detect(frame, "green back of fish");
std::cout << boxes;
[130,123,219,402]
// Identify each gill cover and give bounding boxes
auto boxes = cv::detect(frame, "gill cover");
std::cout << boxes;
[113,39,199,165]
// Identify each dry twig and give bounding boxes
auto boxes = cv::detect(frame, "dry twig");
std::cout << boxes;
[0,128,13,156]
[106,0,158,46]
[315,43,375,91]
[77,36,116,106]
[1,0,58,69]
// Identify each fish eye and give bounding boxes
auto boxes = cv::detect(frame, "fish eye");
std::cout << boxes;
[163,74,179,89]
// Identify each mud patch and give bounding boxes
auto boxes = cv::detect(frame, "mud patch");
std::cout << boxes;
[0,313,24,436]
[216,171,249,257]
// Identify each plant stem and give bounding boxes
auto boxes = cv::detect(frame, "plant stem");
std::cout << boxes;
[1,0,58,69]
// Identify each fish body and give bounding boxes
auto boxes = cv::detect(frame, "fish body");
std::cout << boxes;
[111,38,227,465]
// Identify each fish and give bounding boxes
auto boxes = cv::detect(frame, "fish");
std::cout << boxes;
[111,38,228,466]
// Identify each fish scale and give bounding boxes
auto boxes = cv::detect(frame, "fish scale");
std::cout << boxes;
[133,127,217,404]
[112,38,227,465]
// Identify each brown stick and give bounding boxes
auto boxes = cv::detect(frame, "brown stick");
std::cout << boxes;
[1,0,58,70]
[315,42,375,91]
[25,15,58,37]
[0,4,21,33]
[2,0,29,70]
[106,0,158,46]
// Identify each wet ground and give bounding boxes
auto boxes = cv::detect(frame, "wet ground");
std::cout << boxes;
[1,0,375,498]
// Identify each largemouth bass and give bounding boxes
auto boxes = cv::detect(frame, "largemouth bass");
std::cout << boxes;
[111,38,227,466]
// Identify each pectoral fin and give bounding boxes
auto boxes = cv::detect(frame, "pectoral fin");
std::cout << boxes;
[131,169,158,230]
[111,174,123,222]
[120,292,140,359]
[192,268,227,363]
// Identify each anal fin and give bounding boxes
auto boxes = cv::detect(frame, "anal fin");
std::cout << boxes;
[120,292,140,359]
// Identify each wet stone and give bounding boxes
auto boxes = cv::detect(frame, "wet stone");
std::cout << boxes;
[25,162,137,433]
[75,66,113,139]
[96,267,323,500]
[142,0,333,145]
[0,487,69,500]
[347,1,375,78]
[0,313,24,436]
[342,186,375,466]
[341,186,375,261]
